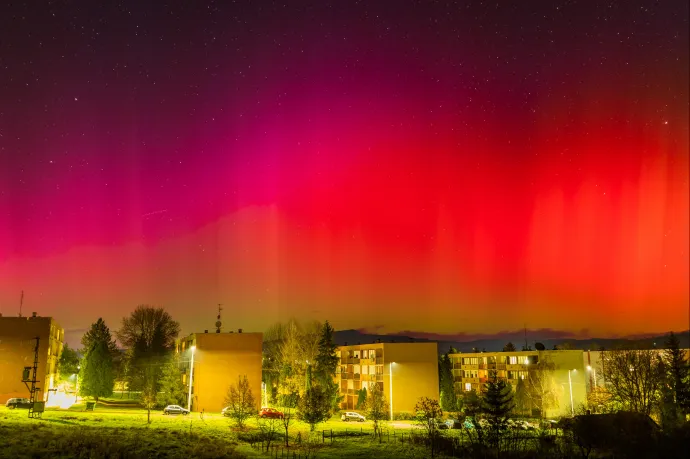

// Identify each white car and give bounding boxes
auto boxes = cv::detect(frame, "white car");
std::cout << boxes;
[341,411,366,422]
[163,405,189,415]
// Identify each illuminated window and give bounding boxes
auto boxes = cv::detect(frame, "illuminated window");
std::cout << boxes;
[509,356,518,365]
[465,383,472,391]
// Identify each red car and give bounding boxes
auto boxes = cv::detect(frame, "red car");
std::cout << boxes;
[259,407,284,419]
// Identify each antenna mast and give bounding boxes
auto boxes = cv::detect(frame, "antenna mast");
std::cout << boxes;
[215,304,223,333]
[524,324,528,350]
[19,291,24,317]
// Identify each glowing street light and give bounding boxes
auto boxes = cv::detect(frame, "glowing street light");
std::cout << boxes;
[568,369,576,416]
[389,362,396,421]
[187,345,196,412]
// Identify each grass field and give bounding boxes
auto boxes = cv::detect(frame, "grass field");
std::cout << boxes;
[0,405,434,459]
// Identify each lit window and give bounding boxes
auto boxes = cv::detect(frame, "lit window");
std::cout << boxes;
[509,356,518,365]
[465,383,472,391]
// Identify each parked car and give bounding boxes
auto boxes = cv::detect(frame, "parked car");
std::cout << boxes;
[163,405,189,415]
[435,420,449,429]
[341,411,366,422]
[259,407,284,419]
[5,398,32,409]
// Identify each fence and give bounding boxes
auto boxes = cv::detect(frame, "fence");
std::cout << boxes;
[247,426,554,458]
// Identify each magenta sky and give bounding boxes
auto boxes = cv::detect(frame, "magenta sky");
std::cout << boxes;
[0,1,688,345]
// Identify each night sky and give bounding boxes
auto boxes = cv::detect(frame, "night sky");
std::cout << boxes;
[1,1,688,345]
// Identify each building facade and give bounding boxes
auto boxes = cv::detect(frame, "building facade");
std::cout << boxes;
[176,329,263,413]
[448,350,586,418]
[337,342,439,414]
[0,314,64,404]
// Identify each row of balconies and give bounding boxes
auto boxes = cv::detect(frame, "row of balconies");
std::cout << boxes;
[340,357,384,365]
[340,373,384,381]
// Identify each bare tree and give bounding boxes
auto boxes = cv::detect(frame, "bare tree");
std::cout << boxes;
[276,319,322,400]
[281,394,296,447]
[257,415,281,452]
[365,383,388,440]
[116,305,180,352]
[225,375,256,429]
[415,397,443,458]
[526,357,559,418]
[600,349,664,416]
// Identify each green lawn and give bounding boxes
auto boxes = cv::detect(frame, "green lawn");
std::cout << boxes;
[0,406,434,459]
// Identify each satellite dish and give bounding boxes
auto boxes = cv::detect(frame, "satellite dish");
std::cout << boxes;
[215,320,222,328]
[535,342,545,351]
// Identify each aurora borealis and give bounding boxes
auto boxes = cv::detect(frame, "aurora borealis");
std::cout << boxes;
[0,1,687,344]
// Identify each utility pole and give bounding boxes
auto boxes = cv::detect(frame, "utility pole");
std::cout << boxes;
[22,337,42,418]
[19,290,24,317]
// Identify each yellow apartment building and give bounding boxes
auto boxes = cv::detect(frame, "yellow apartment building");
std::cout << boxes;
[0,313,64,404]
[337,342,439,415]
[176,329,262,413]
[448,350,586,418]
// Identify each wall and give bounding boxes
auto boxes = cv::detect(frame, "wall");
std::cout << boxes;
[187,332,263,413]
[384,342,440,414]
[0,316,63,403]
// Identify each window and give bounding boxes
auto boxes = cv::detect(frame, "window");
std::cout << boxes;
[509,356,518,365]
[465,383,472,391]
[518,371,528,380]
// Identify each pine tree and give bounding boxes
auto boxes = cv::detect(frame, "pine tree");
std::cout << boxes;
[663,332,689,415]
[156,353,187,407]
[81,318,118,355]
[438,353,457,411]
[79,340,114,402]
[297,385,331,431]
[58,343,80,383]
[502,342,516,352]
[313,321,341,411]
[514,377,530,416]
[482,371,514,449]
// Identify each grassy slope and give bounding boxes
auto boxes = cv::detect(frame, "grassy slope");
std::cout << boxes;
[0,406,432,459]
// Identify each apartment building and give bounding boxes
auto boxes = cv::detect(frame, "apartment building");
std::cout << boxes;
[176,329,263,413]
[0,313,64,404]
[337,341,439,415]
[448,349,586,418]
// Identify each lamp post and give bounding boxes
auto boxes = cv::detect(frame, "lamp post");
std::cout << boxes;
[389,362,395,421]
[187,345,196,412]
[568,369,575,416]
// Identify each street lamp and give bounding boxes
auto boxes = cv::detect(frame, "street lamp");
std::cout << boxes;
[389,362,395,421]
[187,345,196,412]
[568,369,576,416]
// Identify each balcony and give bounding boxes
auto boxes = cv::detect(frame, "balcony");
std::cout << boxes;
[478,364,486,369]
[453,363,462,369]
[496,364,506,370]
[354,374,361,380]
[376,375,383,382]
[376,357,383,364]
[342,373,354,380]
